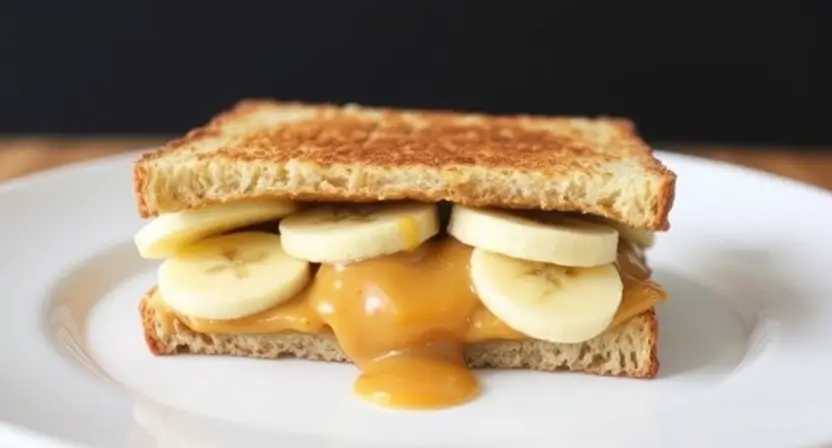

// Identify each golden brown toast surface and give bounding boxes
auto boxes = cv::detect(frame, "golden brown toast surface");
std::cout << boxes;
[134,100,676,229]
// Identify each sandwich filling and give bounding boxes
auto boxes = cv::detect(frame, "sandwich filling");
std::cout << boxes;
[135,199,667,410]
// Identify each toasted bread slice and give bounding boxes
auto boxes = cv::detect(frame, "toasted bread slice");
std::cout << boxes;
[133,100,676,230]
[139,290,659,379]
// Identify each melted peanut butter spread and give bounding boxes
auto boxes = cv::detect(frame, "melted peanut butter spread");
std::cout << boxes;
[155,237,665,409]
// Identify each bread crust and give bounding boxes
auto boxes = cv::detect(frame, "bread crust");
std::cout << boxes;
[138,290,659,379]
[140,296,168,356]
[133,100,676,230]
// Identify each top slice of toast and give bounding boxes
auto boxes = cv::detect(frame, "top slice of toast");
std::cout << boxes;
[133,100,676,230]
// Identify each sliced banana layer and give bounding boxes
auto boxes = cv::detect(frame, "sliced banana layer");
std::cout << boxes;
[470,248,623,344]
[279,202,439,263]
[157,232,310,320]
[585,216,655,248]
[614,225,655,248]
[448,205,619,267]
[135,199,298,259]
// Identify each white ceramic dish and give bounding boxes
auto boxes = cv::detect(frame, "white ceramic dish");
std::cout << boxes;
[1,150,830,447]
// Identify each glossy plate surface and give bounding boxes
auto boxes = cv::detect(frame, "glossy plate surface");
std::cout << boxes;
[0,151,830,447]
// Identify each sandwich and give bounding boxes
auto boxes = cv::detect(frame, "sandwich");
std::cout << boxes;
[131,99,676,410]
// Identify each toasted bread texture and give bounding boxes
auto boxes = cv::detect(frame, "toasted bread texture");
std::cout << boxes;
[139,291,659,379]
[133,100,676,230]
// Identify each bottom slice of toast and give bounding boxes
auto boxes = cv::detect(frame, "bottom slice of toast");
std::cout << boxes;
[139,291,659,378]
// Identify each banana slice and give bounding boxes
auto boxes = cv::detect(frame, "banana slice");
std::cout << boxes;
[470,248,623,344]
[135,199,298,259]
[157,232,310,320]
[448,205,619,267]
[278,202,439,263]
[586,216,655,248]
[615,225,654,248]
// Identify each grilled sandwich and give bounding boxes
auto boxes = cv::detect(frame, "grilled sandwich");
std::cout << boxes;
[132,99,676,410]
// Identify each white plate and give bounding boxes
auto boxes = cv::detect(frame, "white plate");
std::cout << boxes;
[1,150,830,447]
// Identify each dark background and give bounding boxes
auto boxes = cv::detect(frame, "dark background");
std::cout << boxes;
[2,1,830,146]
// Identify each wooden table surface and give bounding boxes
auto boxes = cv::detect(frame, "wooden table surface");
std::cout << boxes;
[2,136,832,190]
